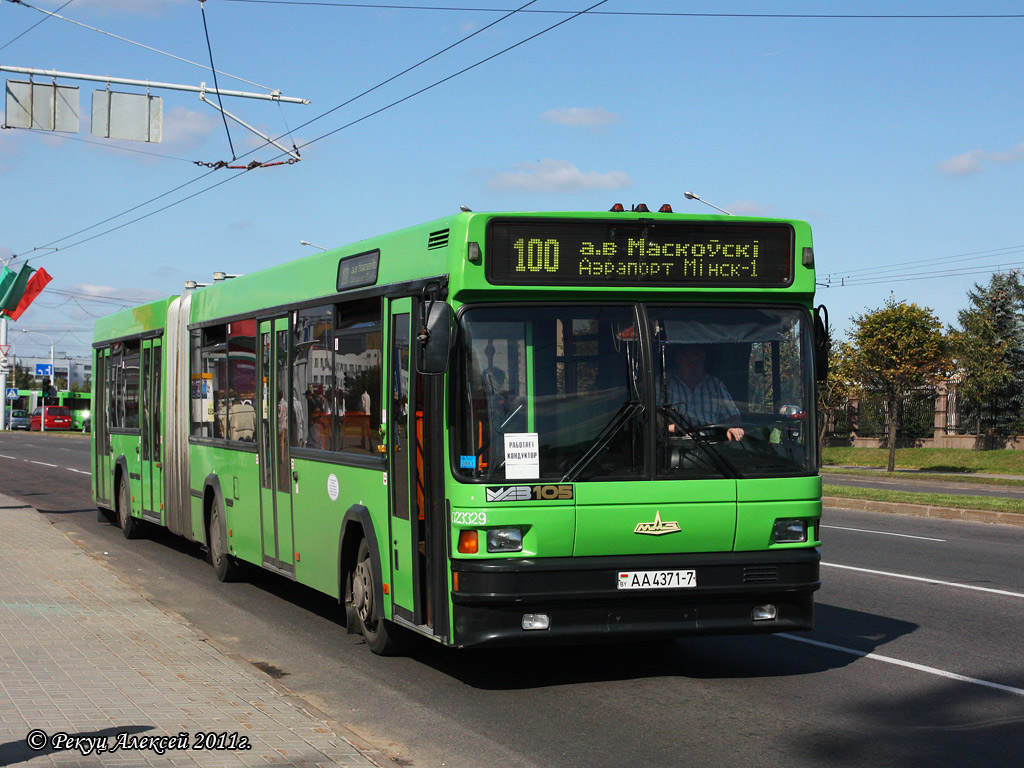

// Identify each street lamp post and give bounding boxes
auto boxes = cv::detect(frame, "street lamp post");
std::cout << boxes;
[684,190,733,216]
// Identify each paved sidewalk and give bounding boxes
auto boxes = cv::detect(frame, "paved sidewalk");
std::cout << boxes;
[0,496,388,768]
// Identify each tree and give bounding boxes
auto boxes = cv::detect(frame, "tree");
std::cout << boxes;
[12,361,33,390]
[846,297,949,471]
[817,341,855,446]
[949,272,1024,445]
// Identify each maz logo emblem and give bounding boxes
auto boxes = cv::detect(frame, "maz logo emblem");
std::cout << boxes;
[634,511,681,536]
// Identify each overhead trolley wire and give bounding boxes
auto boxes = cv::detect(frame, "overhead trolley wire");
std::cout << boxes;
[13,0,594,262]
[216,1,1024,20]
[822,262,1024,289]
[0,0,75,52]
[199,0,237,159]
[17,128,198,164]
[820,245,1024,287]
[4,0,275,91]
[289,0,609,152]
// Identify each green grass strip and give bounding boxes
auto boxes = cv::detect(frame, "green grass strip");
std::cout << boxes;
[822,446,1024,476]
[823,484,1023,515]
[822,467,1024,488]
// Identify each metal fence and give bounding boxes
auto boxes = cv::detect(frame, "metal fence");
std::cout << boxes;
[828,390,936,439]
[944,380,1024,436]
[826,379,1024,439]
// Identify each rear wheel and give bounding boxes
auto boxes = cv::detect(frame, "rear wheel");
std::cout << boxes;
[117,477,142,539]
[209,497,244,582]
[351,539,410,655]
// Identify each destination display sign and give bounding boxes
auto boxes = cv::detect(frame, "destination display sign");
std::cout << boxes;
[336,250,380,292]
[487,219,794,288]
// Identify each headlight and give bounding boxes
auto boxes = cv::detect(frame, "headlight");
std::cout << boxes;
[772,519,808,544]
[486,528,523,553]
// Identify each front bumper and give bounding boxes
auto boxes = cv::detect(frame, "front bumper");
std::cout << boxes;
[451,549,820,647]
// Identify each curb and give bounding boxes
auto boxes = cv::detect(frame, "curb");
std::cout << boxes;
[822,495,1024,527]
[2,494,404,768]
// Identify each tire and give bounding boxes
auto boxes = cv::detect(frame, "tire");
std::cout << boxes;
[208,497,244,582]
[117,477,142,539]
[350,538,410,655]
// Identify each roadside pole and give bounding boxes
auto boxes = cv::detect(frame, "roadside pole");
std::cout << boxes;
[0,315,8,431]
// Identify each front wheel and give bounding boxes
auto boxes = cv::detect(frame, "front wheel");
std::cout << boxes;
[209,497,244,582]
[350,539,410,656]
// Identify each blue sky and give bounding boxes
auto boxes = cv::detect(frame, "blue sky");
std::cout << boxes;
[2,0,1022,364]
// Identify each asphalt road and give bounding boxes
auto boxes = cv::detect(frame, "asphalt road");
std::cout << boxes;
[2,431,1021,768]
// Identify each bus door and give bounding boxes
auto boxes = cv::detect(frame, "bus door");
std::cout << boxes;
[93,347,111,505]
[257,318,295,576]
[139,338,163,522]
[387,298,445,633]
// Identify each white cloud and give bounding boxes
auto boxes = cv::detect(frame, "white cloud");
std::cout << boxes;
[160,106,219,153]
[72,284,165,303]
[486,159,632,194]
[938,142,1024,177]
[725,200,772,216]
[541,107,621,130]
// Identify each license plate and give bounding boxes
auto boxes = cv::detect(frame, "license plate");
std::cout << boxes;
[617,569,696,590]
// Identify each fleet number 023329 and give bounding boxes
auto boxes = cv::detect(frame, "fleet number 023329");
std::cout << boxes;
[617,570,697,590]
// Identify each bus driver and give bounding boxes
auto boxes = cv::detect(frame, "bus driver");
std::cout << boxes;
[664,344,745,442]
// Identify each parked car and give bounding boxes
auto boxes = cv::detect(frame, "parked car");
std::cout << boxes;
[30,405,73,431]
[7,409,30,430]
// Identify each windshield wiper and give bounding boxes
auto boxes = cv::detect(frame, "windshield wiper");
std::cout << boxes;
[562,400,643,482]
[660,404,742,479]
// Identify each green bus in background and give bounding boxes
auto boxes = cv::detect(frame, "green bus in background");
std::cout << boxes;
[91,207,829,654]
[57,391,92,431]
[9,389,91,431]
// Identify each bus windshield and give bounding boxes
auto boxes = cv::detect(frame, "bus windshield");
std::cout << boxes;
[453,304,814,482]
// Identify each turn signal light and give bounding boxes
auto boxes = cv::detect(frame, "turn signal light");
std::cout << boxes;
[609,203,625,212]
[659,204,673,213]
[458,530,479,554]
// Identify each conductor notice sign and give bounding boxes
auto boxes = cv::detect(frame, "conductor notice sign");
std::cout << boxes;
[486,219,794,288]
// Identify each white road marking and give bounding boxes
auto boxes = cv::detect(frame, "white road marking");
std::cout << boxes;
[66,468,90,475]
[0,454,16,460]
[822,525,945,542]
[779,633,1024,697]
[28,460,57,468]
[822,562,1024,598]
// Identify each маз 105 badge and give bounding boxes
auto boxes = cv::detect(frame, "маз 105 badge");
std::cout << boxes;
[485,485,574,502]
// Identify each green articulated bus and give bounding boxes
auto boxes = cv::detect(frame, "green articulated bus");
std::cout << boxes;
[92,207,829,654]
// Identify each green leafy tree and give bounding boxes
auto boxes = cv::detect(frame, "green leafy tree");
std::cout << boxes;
[12,361,33,390]
[817,341,855,446]
[950,272,1024,445]
[847,297,949,471]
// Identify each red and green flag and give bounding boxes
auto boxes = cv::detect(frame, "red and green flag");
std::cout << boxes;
[6,267,53,321]
[0,263,52,321]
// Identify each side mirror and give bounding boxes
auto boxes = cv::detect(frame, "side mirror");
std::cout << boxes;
[417,301,452,375]
[813,305,830,383]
